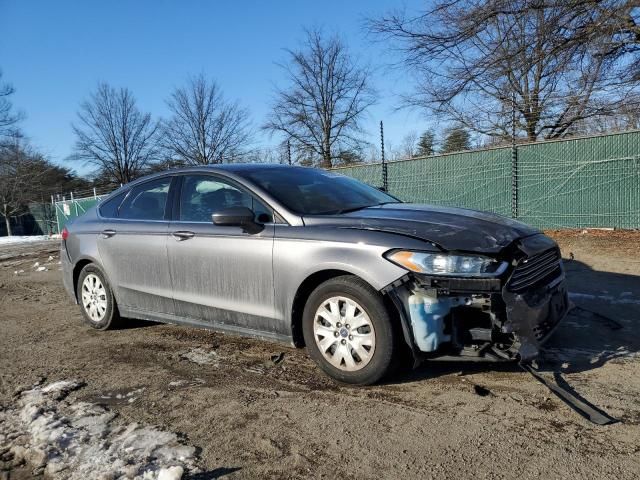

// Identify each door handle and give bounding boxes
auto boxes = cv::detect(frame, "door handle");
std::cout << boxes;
[101,229,116,238]
[172,231,195,241]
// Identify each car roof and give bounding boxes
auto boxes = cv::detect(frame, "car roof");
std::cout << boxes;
[111,163,318,193]
[170,163,313,175]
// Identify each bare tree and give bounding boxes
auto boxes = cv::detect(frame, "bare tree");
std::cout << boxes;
[72,83,159,184]
[162,75,252,165]
[0,137,43,235]
[0,135,94,235]
[265,29,377,168]
[242,141,289,165]
[369,1,640,141]
[399,131,419,158]
[0,70,22,140]
[566,0,640,81]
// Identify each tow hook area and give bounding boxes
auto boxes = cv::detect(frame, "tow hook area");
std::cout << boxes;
[502,280,569,362]
[520,361,618,425]
[382,276,521,362]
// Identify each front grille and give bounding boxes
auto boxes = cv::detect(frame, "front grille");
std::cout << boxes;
[508,248,562,293]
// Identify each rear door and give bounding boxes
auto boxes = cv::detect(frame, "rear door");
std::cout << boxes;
[96,176,176,315]
[167,174,277,333]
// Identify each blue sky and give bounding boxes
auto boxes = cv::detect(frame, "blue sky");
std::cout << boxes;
[0,0,431,175]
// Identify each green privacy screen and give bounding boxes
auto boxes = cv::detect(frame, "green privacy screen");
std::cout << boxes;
[33,130,640,233]
[332,130,640,229]
[54,197,102,233]
[516,131,640,229]
[386,148,513,218]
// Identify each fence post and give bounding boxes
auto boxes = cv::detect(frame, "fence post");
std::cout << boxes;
[380,121,388,191]
[54,197,61,235]
[511,93,518,218]
[71,192,79,216]
[50,195,55,235]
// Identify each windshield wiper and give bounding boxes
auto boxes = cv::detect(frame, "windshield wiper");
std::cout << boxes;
[320,201,401,216]
[334,205,372,215]
[334,201,401,215]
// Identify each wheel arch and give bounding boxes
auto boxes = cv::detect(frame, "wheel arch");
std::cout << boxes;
[290,269,402,349]
[72,257,109,302]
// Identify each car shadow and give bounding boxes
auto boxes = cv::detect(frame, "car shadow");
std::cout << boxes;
[539,258,640,373]
[185,467,242,479]
[114,317,160,330]
[390,258,640,384]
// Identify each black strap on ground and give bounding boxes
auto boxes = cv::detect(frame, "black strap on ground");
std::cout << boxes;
[520,362,618,426]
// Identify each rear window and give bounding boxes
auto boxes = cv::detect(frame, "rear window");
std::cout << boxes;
[98,192,127,218]
[118,177,172,221]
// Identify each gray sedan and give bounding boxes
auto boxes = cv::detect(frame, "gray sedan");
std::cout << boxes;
[61,164,568,385]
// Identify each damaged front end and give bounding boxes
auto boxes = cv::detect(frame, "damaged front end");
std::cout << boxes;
[383,234,569,364]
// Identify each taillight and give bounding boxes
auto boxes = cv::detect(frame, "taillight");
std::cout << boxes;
[61,227,69,241]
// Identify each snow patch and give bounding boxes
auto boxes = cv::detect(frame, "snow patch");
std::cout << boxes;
[41,380,79,394]
[0,235,52,245]
[157,466,185,480]
[169,380,188,387]
[179,348,219,366]
[93,387,145,405]
[0,380,199,479]
[168,378,205,389]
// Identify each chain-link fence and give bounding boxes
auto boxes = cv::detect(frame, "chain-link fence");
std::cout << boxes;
[516,132,640,228]
[53,197,103,233]
[333,130,640,229]
[7,129,640,235]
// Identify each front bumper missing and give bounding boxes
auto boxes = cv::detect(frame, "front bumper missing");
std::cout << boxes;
[383,271,569,364]
[502,276,568,361]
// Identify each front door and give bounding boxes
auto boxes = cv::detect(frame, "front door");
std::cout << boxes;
[96,176,175,315]
[167,174,276,333]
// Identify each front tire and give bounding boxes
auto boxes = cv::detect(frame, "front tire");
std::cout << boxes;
[76,264,120,330]
[302,275,396,385]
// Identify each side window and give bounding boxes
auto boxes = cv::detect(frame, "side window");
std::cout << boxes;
[119,177,171,221]
[99,191,127,218]
[179,175,272,223]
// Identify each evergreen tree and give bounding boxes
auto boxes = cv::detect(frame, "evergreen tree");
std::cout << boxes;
[416,130,436,156]
[441,127,471,153]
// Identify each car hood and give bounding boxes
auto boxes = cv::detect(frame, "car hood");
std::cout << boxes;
[305,203,540,253]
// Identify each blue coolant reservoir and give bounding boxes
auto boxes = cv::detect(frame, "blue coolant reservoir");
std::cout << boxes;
[408,291,455,352]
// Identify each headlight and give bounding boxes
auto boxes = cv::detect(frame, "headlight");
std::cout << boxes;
[385,250,507,277]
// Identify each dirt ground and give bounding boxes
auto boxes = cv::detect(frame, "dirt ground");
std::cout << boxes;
[1,231,640,479]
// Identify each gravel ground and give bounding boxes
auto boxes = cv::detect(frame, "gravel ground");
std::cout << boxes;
[1,232,639,479]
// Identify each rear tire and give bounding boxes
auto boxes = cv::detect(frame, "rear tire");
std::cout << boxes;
[76,264,120,330]
[302,275,396,385]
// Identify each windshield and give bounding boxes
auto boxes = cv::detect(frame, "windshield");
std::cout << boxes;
[243,168,399,215]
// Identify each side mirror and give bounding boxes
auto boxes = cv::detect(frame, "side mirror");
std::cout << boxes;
[212,206,263,234]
